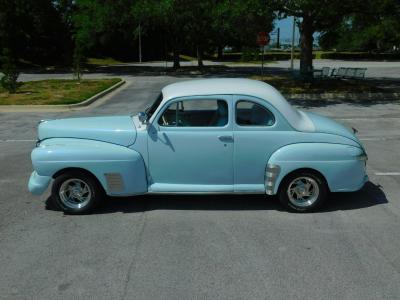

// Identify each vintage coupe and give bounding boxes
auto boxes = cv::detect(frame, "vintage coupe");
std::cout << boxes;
[28,78,368,213]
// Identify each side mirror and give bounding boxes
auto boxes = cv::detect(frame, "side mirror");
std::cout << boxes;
[138,112,148,124]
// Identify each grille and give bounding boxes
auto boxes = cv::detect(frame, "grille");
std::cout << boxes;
[104,173,124,192]
[265,164,280,195]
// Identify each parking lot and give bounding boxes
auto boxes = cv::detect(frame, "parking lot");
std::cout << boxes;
[1,76,400,299]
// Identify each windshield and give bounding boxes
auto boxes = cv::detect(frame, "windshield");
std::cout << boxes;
[145,93,163,119]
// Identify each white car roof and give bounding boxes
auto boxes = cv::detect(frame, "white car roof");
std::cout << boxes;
[160,78,314,132]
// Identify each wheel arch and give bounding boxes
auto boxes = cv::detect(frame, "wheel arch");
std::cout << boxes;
[52,167,106,192]
[53,167,98,179]
[277,167,330,193]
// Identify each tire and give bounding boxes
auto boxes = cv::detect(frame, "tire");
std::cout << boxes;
[278,171,328,212]
[51,170,104,214]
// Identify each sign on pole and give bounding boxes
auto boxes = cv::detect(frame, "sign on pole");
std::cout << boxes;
[257,32,270,77]
[257,31,270,46]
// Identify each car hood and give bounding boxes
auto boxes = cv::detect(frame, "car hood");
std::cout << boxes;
[305,112,362,146]
[38,115,136,147]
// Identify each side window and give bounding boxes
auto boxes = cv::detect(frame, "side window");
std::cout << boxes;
[158,99,228,127]
[236,100,275,126]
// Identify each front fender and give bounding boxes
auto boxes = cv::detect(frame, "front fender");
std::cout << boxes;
[267,143,367,194]
[31,138,147,196]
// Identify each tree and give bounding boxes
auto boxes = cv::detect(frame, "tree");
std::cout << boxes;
[132,0,192,68]
[211,0,275,60]
[133,0,275,67]
[0,48,20,93]
[319,0,400,52]
[277,0,361,77]
[0,0,73,66]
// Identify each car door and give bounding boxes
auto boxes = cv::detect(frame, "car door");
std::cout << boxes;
[147,95,234,192]
[233,95,290,192]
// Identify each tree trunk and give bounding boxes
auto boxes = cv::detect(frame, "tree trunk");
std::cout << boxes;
[376,40,381,52]
[173,48,180,69]
[217,46,223,60]
[299,14,314,78]
[197,46,204,68]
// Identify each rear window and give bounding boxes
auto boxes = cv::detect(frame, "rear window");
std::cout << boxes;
[236,100,275,126]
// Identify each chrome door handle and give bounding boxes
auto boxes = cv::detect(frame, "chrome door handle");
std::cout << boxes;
[218,135,234,142]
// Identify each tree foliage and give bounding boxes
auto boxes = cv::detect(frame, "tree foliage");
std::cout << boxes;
[1,0,399,71]
[131,0,275,67]
[319,0,400,52]
[0,0,73,65]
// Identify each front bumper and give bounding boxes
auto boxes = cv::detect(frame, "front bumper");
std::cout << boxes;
[28,171,51,195]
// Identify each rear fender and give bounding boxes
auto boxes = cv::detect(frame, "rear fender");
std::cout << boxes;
[32,138,147,196]
[267,143,366,194]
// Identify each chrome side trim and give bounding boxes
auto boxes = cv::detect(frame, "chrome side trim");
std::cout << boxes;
[147,191,262,195]
[265,164,280,195]
[104,173,124,192]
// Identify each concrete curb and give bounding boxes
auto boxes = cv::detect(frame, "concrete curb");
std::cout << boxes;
[284,92,400,101]
[0,79,125,112]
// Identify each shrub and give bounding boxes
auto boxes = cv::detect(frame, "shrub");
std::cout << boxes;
[319,51,400,60]
[217,51,316,62]
[0,49,20,94]
[241,47,260,61]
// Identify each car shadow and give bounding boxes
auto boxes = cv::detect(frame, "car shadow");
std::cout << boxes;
[45,181,387,215]
[322,181,388,212]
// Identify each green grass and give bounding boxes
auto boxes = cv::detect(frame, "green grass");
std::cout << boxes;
[179,54,197,61]
[87,57,126,66]
[227,60,277,65]
[0,78,121,105]
[251,75,384,94]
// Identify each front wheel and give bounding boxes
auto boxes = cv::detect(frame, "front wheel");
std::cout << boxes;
[51,171,104,214]
[278,171,328,212]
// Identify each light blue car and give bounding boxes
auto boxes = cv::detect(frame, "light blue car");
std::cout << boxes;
[28,78,368,213]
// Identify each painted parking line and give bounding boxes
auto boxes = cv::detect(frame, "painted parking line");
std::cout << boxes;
[359,137,400,141]
[374,172,400,176]
[0,139,36,142]
[336,117,400,121]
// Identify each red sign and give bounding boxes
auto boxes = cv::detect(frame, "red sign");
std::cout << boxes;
[257,31,270,46]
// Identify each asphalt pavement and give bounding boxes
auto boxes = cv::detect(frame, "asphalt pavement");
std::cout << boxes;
[1,76,400,299]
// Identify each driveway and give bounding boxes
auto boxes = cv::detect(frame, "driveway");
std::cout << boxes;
[1,76,400,299]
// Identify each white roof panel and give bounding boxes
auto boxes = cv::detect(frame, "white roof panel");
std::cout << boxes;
[159,78,314,132]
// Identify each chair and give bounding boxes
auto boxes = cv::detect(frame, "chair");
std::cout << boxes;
[313,69,323,78]
[354,68,367,79]
[321,67,330,78]
[344,68,357,78]
[334,67,347,78]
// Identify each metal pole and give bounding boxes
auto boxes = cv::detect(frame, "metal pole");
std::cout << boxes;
[290,16,295,70]
[261,46,264,77]
[277,28,280,49]
[138,23,142,63]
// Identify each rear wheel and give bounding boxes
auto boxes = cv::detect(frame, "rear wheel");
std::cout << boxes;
[279,171,328,212]
[51,171,104,214]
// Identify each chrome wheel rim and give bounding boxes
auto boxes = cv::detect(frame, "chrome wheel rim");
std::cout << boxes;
[59,178,92,209]
[287,176,319,208]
